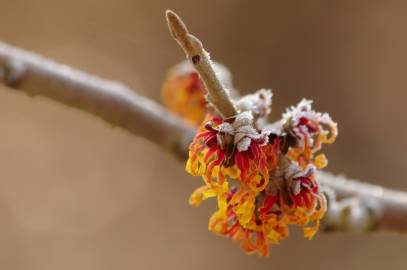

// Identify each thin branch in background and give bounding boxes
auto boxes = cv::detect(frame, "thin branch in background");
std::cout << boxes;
[319,171,407,233]
[166,10,237,118]
[0,41,195,158]
[0,31,405,234]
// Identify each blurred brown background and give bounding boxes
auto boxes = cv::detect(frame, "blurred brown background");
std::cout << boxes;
[0,0,406,269]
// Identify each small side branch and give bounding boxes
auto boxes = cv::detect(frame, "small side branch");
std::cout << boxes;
[166,10,237,118]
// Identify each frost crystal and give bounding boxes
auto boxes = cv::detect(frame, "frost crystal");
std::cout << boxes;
[236,89,273,117]
[283,98,336,131]
[213,111,269,152]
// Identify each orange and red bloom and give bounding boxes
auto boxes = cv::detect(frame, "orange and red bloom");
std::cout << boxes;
[161,62,207,126]
[186,95,337,256]
[162,62,338,257]
[161,61,233,126]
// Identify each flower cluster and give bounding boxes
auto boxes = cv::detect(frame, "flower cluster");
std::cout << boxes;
[186,91,338,256]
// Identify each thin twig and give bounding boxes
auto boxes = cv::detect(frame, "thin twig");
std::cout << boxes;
[0,41,406,234]
[166,10,237,118]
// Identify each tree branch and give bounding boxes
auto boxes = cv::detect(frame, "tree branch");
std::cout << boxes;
[0,40,406,234]
[166,10,237,118]
[319,171,407,233]
[0,41,195,158]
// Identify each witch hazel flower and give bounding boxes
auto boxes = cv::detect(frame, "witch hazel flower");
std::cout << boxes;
[175,72,338,256]
[184,95,338,257]
[269,99,337,240]
[282,98,338,168]
[186,110,272,195]
[161,62,206,126]
[161,60,234,126]
[282,162,327,239]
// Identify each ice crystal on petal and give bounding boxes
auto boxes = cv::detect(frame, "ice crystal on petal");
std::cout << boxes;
[237,137,252,152]
[236,89,273,117]
[233,111,254,128]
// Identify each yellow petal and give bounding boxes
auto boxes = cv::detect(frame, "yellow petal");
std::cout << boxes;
[303,220,320,240]
[266,229,282,244]
[314,153,328,169]
[189,186,216,207]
